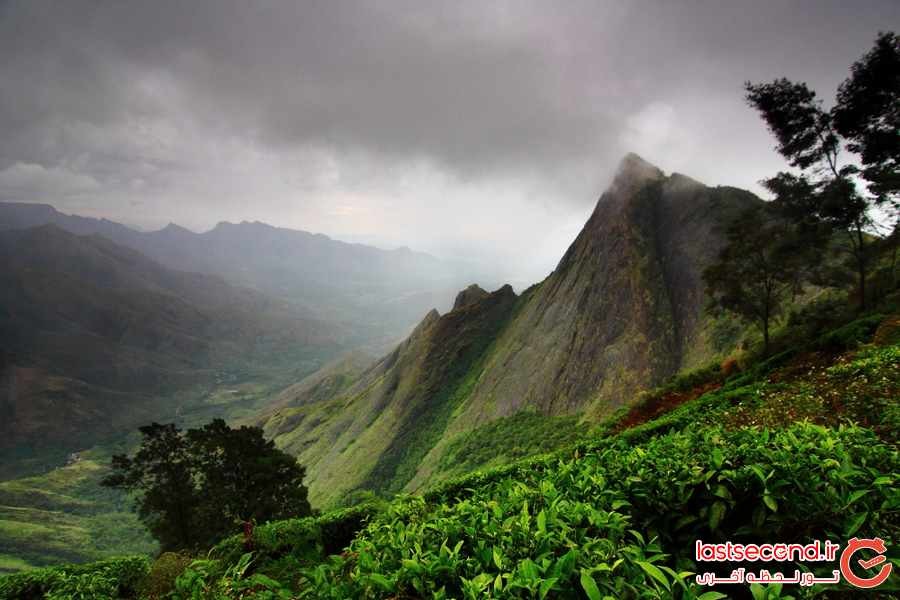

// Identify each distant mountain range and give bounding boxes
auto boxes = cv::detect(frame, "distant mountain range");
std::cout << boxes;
[257,154,762,506]
[0,201,503,477]
[0,225,351,467]
[0,203,498,341]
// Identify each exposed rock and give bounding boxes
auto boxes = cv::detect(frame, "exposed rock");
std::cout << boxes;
[456,154,759,423]
[453,284,489,311]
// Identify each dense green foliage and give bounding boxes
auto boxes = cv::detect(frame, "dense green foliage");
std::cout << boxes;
[0,556,148,600]
[102,419,311,552]
[833,31,900,203]
[210,503,383,577]
[437,413,590,478]
[298,423,896,599]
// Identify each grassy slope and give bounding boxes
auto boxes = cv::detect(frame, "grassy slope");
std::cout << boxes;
[0,449,155,574]
[0,374,302,573]
[261,287,520,508]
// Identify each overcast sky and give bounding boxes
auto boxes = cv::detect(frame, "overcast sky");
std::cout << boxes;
[1,1,897,282]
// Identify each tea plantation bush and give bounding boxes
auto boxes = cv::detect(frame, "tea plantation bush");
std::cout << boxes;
[0,556,148,600]
[297,422,898,598]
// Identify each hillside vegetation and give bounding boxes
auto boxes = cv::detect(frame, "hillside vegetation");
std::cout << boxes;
[2,310,896,599]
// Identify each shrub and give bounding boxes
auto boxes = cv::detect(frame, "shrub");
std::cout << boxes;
[206,501,383,588]
[140,552,194,599]
[298,422,899,598]
[813,313,883,351]
[0,556,148,600]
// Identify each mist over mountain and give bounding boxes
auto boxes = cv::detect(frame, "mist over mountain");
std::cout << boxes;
[0,224,351,468]
[0,203,501,344]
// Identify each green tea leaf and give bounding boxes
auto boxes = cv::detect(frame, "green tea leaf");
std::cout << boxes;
[709,501,726,530]
[579,570,603,600]
[846,512,868,536]
[636,561,669,589]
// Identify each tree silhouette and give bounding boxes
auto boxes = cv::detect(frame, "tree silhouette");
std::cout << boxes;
[745,31,899,310]
[103,419,311,551]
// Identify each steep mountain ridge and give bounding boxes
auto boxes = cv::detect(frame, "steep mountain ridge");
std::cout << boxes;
[453,155,761,425]
[261,285,518,505]
[263,154,763,505]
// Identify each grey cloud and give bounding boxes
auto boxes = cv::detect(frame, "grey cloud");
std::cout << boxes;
[0,0,897,282]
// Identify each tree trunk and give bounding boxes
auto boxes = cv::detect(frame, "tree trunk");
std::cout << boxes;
[856,225,867,312]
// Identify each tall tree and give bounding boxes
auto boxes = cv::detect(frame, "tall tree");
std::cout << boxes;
[187,418,312,544]
[103,423,201,552]
[745,31,899,310]
[703,207,807,357]
[835,32,900,289]
[103,420,312,551]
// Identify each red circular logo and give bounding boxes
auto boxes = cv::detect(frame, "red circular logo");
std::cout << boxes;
[840,537,892,589]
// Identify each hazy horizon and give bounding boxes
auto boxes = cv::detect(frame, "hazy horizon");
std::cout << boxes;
[1,0,897,282]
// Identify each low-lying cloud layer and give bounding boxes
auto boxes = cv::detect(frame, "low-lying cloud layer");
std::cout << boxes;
[1,0,896,282]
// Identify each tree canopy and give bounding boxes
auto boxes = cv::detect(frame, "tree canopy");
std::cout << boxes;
[745,31,899,310]
[102,419,312,552]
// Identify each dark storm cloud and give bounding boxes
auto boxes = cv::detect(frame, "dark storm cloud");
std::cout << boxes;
[1,1,607,173]
[1,0,897,281]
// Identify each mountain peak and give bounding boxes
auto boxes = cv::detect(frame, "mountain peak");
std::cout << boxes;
[409,308,441,339]
[614,153,665,187]
[159,222,192,235]
[453,284,489,311]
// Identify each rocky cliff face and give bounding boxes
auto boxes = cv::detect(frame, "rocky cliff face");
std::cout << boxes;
[453,154,760,425]
[264,154,761,505]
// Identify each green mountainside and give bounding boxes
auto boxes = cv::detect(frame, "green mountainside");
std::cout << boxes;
[0,225,347,476]
[260,155,763,506]
[260,284,519,506]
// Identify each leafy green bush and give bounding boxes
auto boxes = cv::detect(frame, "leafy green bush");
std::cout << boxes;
[45,570,118,600]
[207,501,382,587]
[172,553,292,600]
[298,422,898,598]
[140,552,194,599]
[0,556,148,600]
[813,313,884,351]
